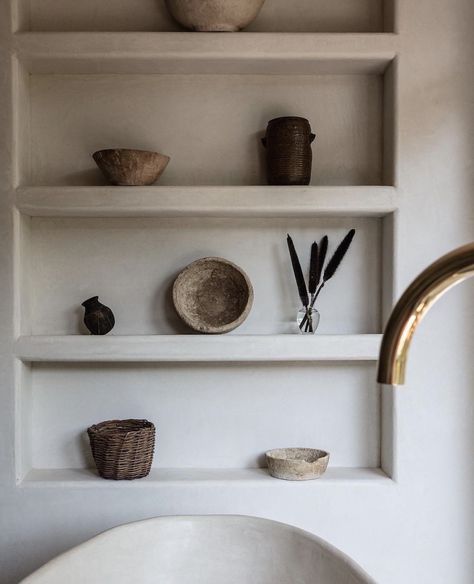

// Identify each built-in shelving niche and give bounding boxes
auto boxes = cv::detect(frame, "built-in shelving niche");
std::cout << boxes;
[18,215,388,336]
[16,0,396,33]
[10,4,399,490]
[22,72,386,188]
[14,206,397,487]
[13,33,397,188]
[16,360,395,487]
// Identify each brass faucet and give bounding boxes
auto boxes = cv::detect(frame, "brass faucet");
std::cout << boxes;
[377,243,474,385]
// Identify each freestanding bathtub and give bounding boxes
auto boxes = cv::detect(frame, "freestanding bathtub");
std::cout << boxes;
[20,515,376,584]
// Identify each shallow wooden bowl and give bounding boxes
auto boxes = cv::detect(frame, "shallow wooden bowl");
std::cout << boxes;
[173,257,254,334]
[93,148,170,186]
[266,448,330,481]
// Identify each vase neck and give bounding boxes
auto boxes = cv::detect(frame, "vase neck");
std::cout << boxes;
[82,296,100,309]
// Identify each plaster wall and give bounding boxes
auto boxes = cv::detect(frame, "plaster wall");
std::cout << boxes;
[0,1,473,583]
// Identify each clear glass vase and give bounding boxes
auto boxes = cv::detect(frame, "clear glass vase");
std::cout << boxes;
[296,306,320,334]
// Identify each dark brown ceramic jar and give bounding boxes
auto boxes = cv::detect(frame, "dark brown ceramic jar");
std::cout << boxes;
[82,296,115,335]
[262,117,316,186]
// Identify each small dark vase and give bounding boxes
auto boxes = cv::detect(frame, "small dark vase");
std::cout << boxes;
[82,296,115,335]
[262,117,316,186]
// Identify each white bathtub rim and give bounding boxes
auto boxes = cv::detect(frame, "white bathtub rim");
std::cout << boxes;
[19,514,377,584]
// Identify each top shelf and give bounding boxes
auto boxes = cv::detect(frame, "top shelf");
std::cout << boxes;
[16,186,397,218]
[14,32,399,75]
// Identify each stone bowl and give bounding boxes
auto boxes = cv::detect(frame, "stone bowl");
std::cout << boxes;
[173,257,254,334]
[165,0,266,32]
[92,149,170,186]
[266,448,330,481]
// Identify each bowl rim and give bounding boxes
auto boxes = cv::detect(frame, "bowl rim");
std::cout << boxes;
[265,447,330,463]
[92,148,170,159]
[173,256,254,334]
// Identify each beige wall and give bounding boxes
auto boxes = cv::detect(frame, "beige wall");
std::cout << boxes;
[0,1,473,583]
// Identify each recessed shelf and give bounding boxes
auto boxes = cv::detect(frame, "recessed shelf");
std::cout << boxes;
[20,362,381,473]
[15,334,382,363]
[21,216,384,335]
[14,32,398,75]
[16,186,397,218]
[20,467,392,488]
[23,73,387,187]
[21,0,390,34]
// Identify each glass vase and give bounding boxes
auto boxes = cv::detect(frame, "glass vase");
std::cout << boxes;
[296,306,320,334]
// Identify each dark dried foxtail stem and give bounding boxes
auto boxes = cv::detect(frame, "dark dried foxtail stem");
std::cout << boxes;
[317,235,328,287]
[287,234,309,308]
[305,241,320,333]
[308,242,319,297]
[323,229,356,282]
[299,229,356,331]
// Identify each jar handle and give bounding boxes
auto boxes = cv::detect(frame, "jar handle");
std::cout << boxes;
[261,137,267,148]
[310,133,316,143]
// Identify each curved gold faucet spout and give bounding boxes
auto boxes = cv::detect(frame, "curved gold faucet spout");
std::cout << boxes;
[377,243,474,385]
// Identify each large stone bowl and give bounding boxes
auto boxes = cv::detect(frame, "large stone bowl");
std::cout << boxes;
[266,448,330,481]
[173,257,253,334]
[165,0,266,32]
[92,149,170,186]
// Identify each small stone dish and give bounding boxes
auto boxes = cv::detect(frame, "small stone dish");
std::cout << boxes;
[266,448,330,481]
[92,148,170,186]
[173,257,253,334]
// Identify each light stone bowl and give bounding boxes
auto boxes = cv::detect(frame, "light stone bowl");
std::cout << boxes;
[266,448,330,481]
[92,149,170,186]
[173,257,254,334]
[165,0,266,32]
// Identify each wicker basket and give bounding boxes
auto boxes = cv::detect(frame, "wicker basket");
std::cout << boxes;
[87,419,155,480]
